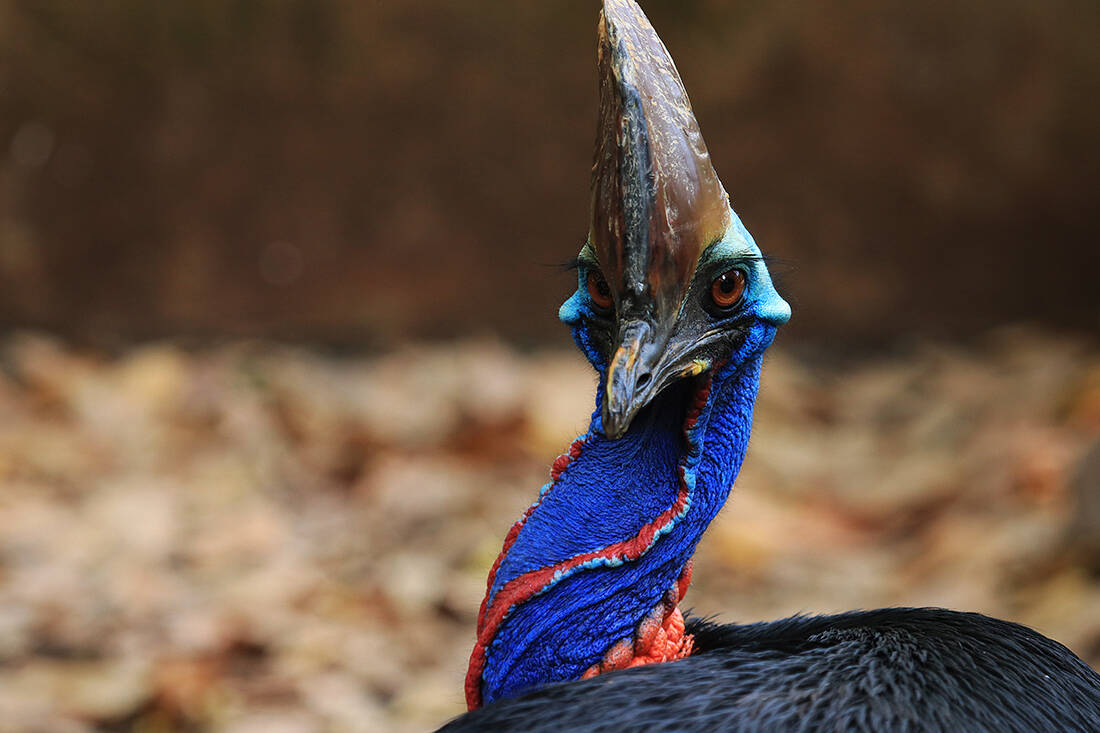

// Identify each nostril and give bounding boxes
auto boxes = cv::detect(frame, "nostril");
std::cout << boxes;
[636,372,652,390]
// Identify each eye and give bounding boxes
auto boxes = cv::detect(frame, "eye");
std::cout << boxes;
[586,271,613,311]
[710,269,746,309]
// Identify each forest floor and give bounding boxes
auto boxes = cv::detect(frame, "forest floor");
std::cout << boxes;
[0,328,1098,732]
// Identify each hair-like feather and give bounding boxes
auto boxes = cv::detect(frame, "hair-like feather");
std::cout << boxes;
[444,609,1100,731]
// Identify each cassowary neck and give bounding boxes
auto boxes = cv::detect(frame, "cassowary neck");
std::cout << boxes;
[467,354,765,707]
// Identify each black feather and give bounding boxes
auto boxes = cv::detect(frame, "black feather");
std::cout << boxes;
[440,608,1100,732]
[559,256,584,273]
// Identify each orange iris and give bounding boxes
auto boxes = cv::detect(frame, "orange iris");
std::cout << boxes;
[587,271,613,310]
[711,269,746,309]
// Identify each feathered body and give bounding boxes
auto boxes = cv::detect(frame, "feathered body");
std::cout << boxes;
[450,609,1100,731]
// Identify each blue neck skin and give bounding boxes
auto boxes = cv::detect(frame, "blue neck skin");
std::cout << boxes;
[478,321,777,705]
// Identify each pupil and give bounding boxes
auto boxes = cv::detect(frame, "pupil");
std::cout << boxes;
[720,276,736,292]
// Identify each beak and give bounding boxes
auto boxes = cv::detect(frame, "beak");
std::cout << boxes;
[602,320,710,439]
[603,321,656,439]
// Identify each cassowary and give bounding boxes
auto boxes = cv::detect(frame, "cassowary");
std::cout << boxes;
[442,1,1100,729]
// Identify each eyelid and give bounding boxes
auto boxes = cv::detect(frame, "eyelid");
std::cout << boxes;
[577,256,601,273]
[710,257,756,274]
[701,263,751,289]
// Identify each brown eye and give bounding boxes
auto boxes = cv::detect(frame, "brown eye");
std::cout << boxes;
[586,271,613,310]
[711,269,746,309]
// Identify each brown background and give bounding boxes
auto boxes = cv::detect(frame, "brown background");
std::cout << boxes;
[1,0,1097,350]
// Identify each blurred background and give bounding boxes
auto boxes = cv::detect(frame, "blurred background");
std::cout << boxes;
[0,1,1098,731]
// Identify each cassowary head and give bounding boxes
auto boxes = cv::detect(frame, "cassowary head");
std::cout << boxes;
[466,1,793,709]
[560,0,790,438]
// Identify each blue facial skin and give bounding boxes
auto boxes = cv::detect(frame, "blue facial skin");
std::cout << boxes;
[563,208,787,336]
[479,210,789,705]
[560,209,790,372]
[695,211,791,328]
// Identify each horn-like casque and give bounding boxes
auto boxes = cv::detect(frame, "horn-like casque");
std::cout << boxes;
[590,0,731,319]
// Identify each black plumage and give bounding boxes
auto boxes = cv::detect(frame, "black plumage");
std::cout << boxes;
[444,608,1100,732]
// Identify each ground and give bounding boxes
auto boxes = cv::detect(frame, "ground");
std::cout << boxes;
[0,329,1097,732]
